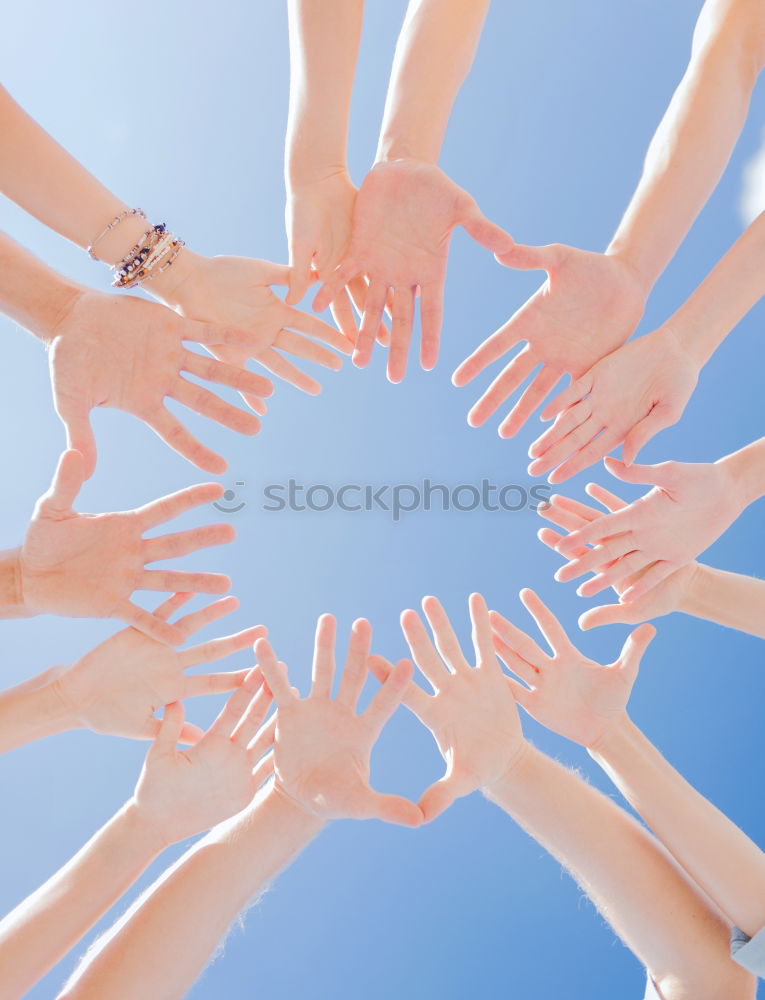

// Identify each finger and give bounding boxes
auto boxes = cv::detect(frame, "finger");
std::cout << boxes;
[354,280,388,369]
[468,592,499,670]
[622,407,674,466]
[148,409,227,475]
[579,601,647,631]
[518,588,574,656]
[142,524,235,563]
[251,750,275,788]
[537,499,591,536]
[58,404,97,481]
[206,666,262,738]
[367,655,431,719]
[621,561,676,603]
[528,416,602,479]
[173,596,247,639]
[257,347,321,395]
[494,242,563,271]
[460,203,514,254]
[337,618,373,709]
[585,482,629,513]
[183,317,284,351]
[139,569,231,595]
[286,245,314,305]
[467,349,537,427]
[548,430,623,485]
[154,701,185,752]
[418,775,463,823]
[491,634,540,687]
[604,456,672,488]
[555,533,635,582]
[400,610,448,689]
[171,378,261,436]
[360,789,423,828]
[280,304,353,354]
[577,552,650,598]
[179,721,206,746]
[487,609,548,668]
[274,329,343,371]
[310,613,337,698]
[498,366,563,439]
[529,398,591,460]
[544,492,603,524]
[180,625,266,669]
[387,286,416,384]
[151,592,194,622]
[421,596,470,674]
[181,350,273,399]
[254,639,295,706]
[363,658,414,738]
[419,282,444,372]
[43,449,86,513]
[312,259,361,313]
[539,371,593,423]
[558,507,637,556]
[184,668,251,698]
[329,289,359,344]
[137,483,225,530]
[618,624,656,677]
[452,320,523,388]
[538,525,589,560]
[232,680,274,747]
[118,600,185,645]
[247,715,277,764]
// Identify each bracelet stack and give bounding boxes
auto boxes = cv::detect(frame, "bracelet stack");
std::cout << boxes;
[87,208,185,289]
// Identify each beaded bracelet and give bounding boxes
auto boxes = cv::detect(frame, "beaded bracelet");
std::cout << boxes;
[87,208,146,261]
[112,225,185,289]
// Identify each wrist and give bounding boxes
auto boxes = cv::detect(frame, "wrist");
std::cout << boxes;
[144,247,204,310]
[260,783,328,836]
[587,713,639,766]
[586,711,632,755]
[374,145,435,167]
[482,739,534,797]
[603,243,657,302]
[286,154,350,191]
[717,441,765,513]
[0,547,33,618]
[118,798,171,857]
[676,561,709,617]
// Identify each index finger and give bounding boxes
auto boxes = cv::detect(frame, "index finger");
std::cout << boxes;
[136,483,224,530]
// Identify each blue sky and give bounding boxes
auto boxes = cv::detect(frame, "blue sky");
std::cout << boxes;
[1,1,764,997]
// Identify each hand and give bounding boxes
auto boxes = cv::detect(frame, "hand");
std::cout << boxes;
[254,616,422,826]
[313,159,513,382]
[56,592,266,742]
[49,289,273,478]
[153,253,352,397]
[285,170,384,345]
[554,457,742,602]
[132,667,275,846]
[527,327,699,482]
[369,593,525,821]
[490,589,656,749]
[20,449,233,643]
[538,484,700,629]
[453,245,646,437]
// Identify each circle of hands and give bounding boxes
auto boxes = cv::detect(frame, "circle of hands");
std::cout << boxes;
[23,153,740,842]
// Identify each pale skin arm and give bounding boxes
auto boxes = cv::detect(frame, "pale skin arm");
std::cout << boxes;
[538,484,765,635]
[0,673,275,999]
[59,620,419,999]
[371,594,752,998]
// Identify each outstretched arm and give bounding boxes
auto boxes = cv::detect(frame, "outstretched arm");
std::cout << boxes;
[60,619,419,999]
[539,484,765,635]
[0,674,274,999]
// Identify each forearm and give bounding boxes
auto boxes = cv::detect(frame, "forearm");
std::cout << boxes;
[60,788,324,1000]
[591,718,765,938]
[719,436,765,512]
[0,233,85,345]
[485,744,740,990]
[608,0,765,293]
[376,0,490,164]
[0,548,32,619]
[0,801,164,999]
[285,0,363,185]
[665,211,765,367]
[680,563,765,638]
[0,85,150,265]
[0,667,78,754]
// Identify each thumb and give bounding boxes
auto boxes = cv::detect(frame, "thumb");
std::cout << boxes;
[621,407,674,467]
[418,774,463,823]
[286,243,314,305]
[578,603,641,630]
[618,624,657,678]
[495,242,562,272]
[44,449,86,513]
[604,456,674,488]
[58,404,97,480]
[363,790,423,828]
[460,203,514,254]
[155,701,186,753]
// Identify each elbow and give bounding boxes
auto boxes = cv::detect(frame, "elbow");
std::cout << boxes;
[656,961,757,1000]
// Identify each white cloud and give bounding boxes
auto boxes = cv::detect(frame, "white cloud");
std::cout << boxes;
[739,128,765,226]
